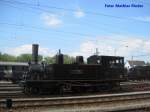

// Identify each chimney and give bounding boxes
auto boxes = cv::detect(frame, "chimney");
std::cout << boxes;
[56,49,64,64]
[32,44,39,64]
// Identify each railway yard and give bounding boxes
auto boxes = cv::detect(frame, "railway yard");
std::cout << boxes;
[1,0,150,110]
[0,0,149,110]
[0,45,150,111]
[1,81,150,112]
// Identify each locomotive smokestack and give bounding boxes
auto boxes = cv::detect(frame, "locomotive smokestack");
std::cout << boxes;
[32,44,39,64]
[56,49,64,64]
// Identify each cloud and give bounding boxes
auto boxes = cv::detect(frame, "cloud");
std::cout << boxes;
[74,8,85,18]
[4,36,150,62]
[133,16,150,22]
[6,44,55,57]
[70,35,150,61]
[70,40,114,58]
[42,13,62,28]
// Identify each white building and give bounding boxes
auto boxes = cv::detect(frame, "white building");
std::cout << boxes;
[125,60,145,70]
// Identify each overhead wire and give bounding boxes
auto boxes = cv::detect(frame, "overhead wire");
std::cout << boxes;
[0,22,128,43]
[0,22,149,57]
[0,1,149,46]
[0,0,149,39]
[0,23,150,58]
[0,0,146,39]
[0,0,150,57]
[0,0,149,23]
[0,1,141,43]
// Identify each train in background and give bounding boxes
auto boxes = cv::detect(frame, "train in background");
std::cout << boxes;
[0,61,28,83]
[21,44,125,94]
[127,65,150,80]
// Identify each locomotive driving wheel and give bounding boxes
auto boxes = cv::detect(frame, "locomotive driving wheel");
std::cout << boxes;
[72,86,81,93]
[55,84,72,95]
[53,85,64,95]
[24,86,31,95]
[30,87,40,95]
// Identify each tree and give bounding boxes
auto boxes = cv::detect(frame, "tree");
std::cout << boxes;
[146,62,150,65]
[44,56,55,64]
[44,55,75,64]
[0,52,75,64]
[17,54,32,62]
[16,54,43,62]
[0,52,1,60]
[0,53,16,62]
[63,55,75,64]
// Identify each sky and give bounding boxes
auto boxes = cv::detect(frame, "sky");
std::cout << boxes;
[0,0,150,62]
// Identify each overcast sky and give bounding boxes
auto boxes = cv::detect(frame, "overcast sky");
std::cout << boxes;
[0,0,150,61]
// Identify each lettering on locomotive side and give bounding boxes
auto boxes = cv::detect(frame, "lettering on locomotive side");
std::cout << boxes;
[70,69,83,74]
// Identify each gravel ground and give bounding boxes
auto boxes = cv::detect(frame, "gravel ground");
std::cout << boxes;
[1,107,150,112]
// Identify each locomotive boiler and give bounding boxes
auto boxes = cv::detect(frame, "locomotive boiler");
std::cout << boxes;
[22,44,125,95]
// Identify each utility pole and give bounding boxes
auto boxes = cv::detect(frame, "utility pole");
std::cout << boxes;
[131,56,133,67]
[95,48,99,55]
[114,48,117,56]
[131,56,133,61]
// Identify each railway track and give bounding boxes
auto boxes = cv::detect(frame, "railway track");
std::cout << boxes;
[0,81,24,99]
[1,91,150,112]
[1,81,149,99]
[1,81,150,111]
[121,81,150,91]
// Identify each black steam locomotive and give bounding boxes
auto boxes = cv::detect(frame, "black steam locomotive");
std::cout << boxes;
[21,44,125,94]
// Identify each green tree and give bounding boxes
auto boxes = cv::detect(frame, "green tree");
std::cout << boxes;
[16,54,43,62]
[17,54,32,62]
[0,52,1,60]
[44,55,75,64]
[63,55,75,64]
[44,56,55,64]
[0,53,16,62]
[0,52,75,64]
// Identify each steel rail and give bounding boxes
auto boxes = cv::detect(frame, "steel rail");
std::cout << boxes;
[1,91,150,112]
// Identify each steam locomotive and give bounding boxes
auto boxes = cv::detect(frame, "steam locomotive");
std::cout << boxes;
[21,44,125,94]
[1,44,150,90]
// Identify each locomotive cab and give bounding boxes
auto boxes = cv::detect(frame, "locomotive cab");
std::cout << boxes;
[87,55,124,67]
[87,55,125,80]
